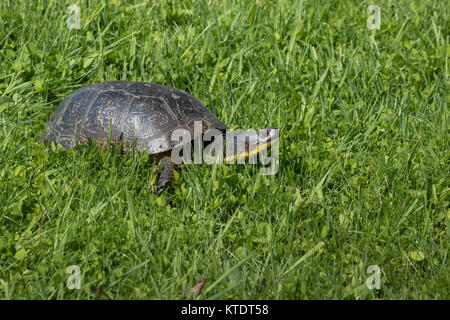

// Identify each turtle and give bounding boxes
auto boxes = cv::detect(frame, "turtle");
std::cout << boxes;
[42,81,278,193]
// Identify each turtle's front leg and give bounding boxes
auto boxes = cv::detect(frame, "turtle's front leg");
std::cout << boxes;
[153,156,175,194]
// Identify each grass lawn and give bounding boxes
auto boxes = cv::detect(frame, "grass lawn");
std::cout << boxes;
[0,0,448,299]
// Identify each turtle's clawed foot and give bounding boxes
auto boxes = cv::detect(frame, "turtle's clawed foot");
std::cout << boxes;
[152,156,175,194]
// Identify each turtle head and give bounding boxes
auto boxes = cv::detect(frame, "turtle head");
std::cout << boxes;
[223,127,279,163]
[179,125,279,172]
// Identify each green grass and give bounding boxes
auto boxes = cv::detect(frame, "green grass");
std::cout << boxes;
[0,0,448,299]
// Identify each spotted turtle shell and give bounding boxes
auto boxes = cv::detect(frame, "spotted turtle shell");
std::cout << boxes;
[42,81,228,154]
